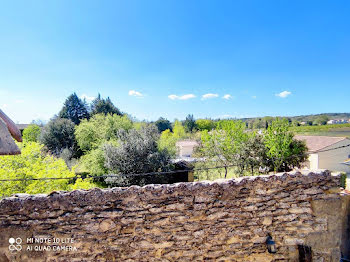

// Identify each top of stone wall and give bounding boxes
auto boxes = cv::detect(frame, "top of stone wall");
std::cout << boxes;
[0,170,340,217]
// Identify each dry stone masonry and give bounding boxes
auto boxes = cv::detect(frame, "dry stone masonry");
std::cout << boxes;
[0,170,349,261]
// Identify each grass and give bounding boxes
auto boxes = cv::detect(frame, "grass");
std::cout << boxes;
[291,124,350,138]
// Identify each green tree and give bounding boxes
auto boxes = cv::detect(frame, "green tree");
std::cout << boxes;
[0,142,96,198]
[155,117,172,133]
[183,114,196,133]
[39,117,78,157]
[195,119,216,131]
[264,118,307,172]
[253,118,265,129]
[22,124,41,143]
[75,114,133,152]
[241,132,267,175]
[158,120,187,157]
[75,114,133,175]
[104,125,172,175]
[200,120,248,177]
[90,94,122,116]
[173,120,186,137]
[79,147,108,175]
[314,115,329,126]
[59,93,89,125]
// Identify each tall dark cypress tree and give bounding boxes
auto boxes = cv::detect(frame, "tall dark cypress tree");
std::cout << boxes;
[59,93,90,125]
[183,114,197,133]
[90,94,122,116]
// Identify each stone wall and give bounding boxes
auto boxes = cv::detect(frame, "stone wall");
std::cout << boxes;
[0,170,349,262]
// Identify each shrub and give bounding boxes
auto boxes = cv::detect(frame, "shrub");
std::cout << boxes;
[0,142,96,198]
[75,114,133,152]
[39,117,78,157]
[155,117,172,133]
[23,124,41,143]
[104,125,172,175]
[195,119,216,131]
[158,120,187,157]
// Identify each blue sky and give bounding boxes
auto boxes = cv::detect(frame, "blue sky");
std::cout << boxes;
[0,0,349,123]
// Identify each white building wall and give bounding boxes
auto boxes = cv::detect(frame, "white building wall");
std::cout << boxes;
[309,153,319,170]
[179,146,195,157]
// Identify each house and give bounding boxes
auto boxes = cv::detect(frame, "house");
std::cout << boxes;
[327,120,338,125]
[0,109,22,155]
[175,140,199,158]
[295,135,350,173]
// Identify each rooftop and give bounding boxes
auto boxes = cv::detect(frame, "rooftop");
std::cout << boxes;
[295,135,348,153]
[0,109,22,155]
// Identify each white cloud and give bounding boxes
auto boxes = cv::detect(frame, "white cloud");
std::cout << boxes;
[2,104,8,109]
[168,94,196,100]
[15,99,24,104]
[275,91,292,98]
[202,93,219,100]
[252,96,257,99]
[80,94,96,102]
[128,90,144,97]
[222,94,232,100]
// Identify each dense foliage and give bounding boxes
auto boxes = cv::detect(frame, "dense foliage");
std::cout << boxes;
[264,118,307,172]
[155,117,172,133]
[104,125,172,175]
[0,142,96,198]
[39,117,78,157]
[59,93,89,125]
[158,120,187,157]
[75,114,133,152]
[103,125,173,186]
[75,114,133,175]
[199,118,308,175]
[200,120,249,177]
[195,119,216,131]
[90,94,122,116]
[183,114,197,133]
[23,124,41,143]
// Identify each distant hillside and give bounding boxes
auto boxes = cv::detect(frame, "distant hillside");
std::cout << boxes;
[290,113,350,122]
[240,113,350,123]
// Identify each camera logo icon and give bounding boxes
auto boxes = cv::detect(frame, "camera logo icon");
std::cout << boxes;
[9,238,22,252]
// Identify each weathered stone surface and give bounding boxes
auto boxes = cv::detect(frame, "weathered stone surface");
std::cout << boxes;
[0,170,347,262]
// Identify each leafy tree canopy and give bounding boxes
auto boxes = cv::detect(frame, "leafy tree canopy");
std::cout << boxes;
[104,125,172,175]
[75,113,133,152]
[200,120,248,177]
[314,115,330,126]
[155,117,172,133]
[264,118,307,172]
[23,124,41,143]
[39,117,78,157]
[75,113,133,175]
[195,119,216,131]
[0,142,96,198]
[183,114,197,133]
[158,120,187,157]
